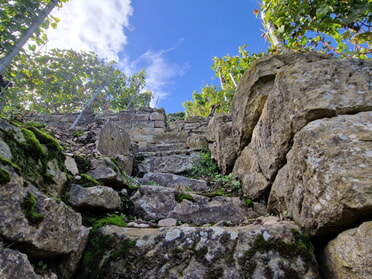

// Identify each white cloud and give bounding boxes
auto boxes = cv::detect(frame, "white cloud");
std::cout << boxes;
[46,0,132,61]
[45,0,188,107]
[132,48,188,106]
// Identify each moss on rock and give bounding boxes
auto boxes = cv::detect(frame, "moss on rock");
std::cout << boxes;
[78,174,100,188]
[21,193,44,224]
[0,167,11,184]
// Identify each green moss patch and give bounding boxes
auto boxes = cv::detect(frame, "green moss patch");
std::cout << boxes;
[73,155,91,173]
[0,155,21,173]
[175,192,196,203]
[91,214,128,234]
[21,194,44,224]
[77,174,100,188]
[0,167,10,184]
[21,128,47,158]
[25,125,63,157]
[2,121,67,190]
[239,231,316,278]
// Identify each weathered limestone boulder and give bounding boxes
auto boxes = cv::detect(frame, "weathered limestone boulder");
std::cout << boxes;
[232,146,268,200]
[268,112,372,237]
[253,58,371,182]
[97,121,134,175]
[131,185,258,225]
[137,152,200,175]
[0,172,89,267]
[232,52,329,152]
[66,184,122,210]
[139,172,209,192]
[186,134,208,149]
[208,113,236,174]
[323,221,372,279]
[0,243,57,279]
[232,56,372,200]
[97,121,132,157]
[77,221,320,278]
[87,157,128,189]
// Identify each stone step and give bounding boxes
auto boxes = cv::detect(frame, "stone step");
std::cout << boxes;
[77,220,320,278]
[130,185,263,226]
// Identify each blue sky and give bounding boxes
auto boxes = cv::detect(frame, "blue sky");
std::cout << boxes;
[46,0,268,113]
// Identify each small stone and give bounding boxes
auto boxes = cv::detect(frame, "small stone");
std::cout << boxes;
[127,222,150,228]
[158,218,177,227]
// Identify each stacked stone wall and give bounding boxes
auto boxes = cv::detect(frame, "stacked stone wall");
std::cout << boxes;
[22,107,211,154]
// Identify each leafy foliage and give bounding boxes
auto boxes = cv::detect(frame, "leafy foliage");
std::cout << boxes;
[183,46,265,117]
[2,49,152,113]
[188,150,218,178]
[261,0,372,57]
[0,0,67,59]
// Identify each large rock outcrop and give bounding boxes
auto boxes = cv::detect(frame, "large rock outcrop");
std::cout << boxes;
[232,52,330,153]
[77,220,320,279]
[232,56,372,203]
[268,112,372,237]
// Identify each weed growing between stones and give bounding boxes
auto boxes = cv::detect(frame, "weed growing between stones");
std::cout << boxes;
[187,150,218,178]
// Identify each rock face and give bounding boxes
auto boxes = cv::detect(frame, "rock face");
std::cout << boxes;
[77,221,320,279]
[232,52,330,153]
[268,112,372,237]
[131,185,257,225]
[323,221,372,279]
[232,56,372,202]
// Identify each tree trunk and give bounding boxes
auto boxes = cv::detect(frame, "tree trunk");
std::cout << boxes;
[0,0,60,75]
[70,81,107,129]
[261,9,286,49]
